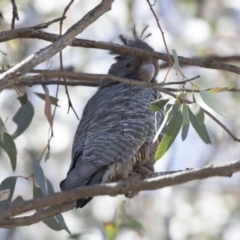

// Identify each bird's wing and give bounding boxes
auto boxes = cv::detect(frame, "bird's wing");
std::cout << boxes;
[60,83,159,191]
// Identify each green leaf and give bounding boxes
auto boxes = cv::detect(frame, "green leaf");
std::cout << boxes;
[33,160,47,195]
[3,133,17,171]
[43,216,64,232]
[200,90,227,117]
[45,179,71,234]
[12,95,34,138]
[192,93,196,103]
[46,178,54,195]
[155,106,183,160]
[17,93,28,105]
[164,103,172,116]
[181,104,189,141]
[150,96,170,112]
[34,92,59,106]
[189,103,204,125]
[55,214,71,235]
[153,104,175,143]
[33,185,42,198]
[33,185,68,233]
[0,177,17,209]
[0,117,6,142]
[172,49,180,69]
[188,107,212,144]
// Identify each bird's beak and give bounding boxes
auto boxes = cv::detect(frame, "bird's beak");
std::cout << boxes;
[139,63,155,82]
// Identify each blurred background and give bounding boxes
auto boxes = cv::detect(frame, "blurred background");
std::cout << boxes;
[0,0,240,239]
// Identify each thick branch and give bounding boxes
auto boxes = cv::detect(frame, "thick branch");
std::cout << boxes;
[0,0,114,91]
[0,201,75,228]
[0,159,239,227]
[0,29,240,75]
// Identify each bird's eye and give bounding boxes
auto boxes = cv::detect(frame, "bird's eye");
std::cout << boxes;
[125,63,131,68]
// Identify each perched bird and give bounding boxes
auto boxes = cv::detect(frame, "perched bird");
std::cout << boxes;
[60,26,164,208]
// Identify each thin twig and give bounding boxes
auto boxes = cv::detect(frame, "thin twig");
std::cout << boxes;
[30,17,66,30]
[162,75,200,85]
[11,0,19,29]
[146,0,173,84]
[58,0,79,119]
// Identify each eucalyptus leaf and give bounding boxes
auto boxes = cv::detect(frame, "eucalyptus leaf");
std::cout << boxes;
[181,104,189,141]
[150,96,170,112]
[189,103,204,125]
[33,184,69,233]
[188,107,212,144]
[3,133,17,171]
[33,160,47,195]
[0,117,6,142]
[0,177,17,209]
[34,92,59,106]
[155,106,183,160]
[200,90,227,117]
[153,104,175,143]
[172,49,180,69]
[12,96,34,138]
[17,93,28,105]
[43,216,64,232]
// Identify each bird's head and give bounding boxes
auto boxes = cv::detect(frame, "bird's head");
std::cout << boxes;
[102,26,159,88]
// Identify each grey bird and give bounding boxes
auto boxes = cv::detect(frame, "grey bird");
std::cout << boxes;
[60,26,164,208]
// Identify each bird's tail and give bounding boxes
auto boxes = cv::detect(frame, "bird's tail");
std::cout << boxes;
[60,166,106,208]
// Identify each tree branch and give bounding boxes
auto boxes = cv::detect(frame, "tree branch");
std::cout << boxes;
[0,0,114,91]
[1,29,240,75]
[0,159,239,228]
[0,201,75,228]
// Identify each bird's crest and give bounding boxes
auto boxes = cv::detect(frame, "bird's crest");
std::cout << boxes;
[110,26,154,58]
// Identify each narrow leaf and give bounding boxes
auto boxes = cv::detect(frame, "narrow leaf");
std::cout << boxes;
[34,92,59,106]
[17,93,28,105]
[189,103,205,125]
[33,160,47,195]
[0,117,6,142]
[150,96,170,112]
[153,104,175,143]
[172,49,180,69]
[46,178,54,195]
[55,214,71,235]
[208,86,233,93]
[3,133,17,171]
[0,177,17,209]
[200,90,227,117]
[33,185,62,230]
[43,217,64,232]
[42,86,53,126]
[33,184,70,234]
[181,104,189,141]
[12,96,34,138]
[46,179,71,234]
[188,108,212,144]
[155,107,183,160]
[33,185,42,198]
[192,93,196,103]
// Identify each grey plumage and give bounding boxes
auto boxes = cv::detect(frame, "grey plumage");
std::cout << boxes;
[60,26,164,208]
